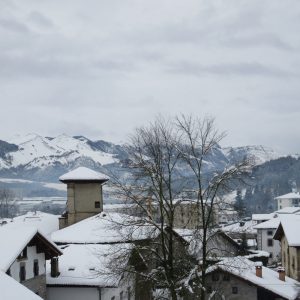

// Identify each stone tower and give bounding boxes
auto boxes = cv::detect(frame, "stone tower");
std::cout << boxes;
[58,167,109,229]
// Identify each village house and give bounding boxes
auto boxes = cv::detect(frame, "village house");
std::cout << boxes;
[0,225,62,299]
[254,217,281,264]
[275,192,300,210]
[201,257,300,300]
[49,210,185,300]
[254,207,300,265]
[274,214,300,281]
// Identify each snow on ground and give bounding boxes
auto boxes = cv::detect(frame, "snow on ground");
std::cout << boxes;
[0,177,66,192]
[0,271,43,300]
[0,178,34,184]
[42,182,66,191]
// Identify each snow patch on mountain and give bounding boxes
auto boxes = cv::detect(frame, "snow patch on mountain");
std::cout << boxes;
[1,134,117,170]
[223,145,280,165]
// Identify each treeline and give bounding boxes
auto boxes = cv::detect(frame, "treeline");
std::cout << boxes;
[236,156,300,215]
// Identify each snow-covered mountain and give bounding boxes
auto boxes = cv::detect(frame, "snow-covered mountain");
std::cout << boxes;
[0,134,281,196]
[223,145,280,165]
[4,133,117,169]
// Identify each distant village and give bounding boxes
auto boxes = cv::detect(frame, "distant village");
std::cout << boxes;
[1,166,300,300]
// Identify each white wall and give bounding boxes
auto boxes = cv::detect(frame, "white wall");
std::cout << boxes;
[9,246,45,282]
[257,229,280,264]
[47,285,133,300]
[47,287,99,300]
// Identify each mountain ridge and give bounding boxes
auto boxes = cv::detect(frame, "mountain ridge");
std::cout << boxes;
[0,134,283,197]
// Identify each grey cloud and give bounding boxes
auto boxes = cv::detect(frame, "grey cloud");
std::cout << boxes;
[0,18,29,34]
[165,61,295,78]
[28,11,54,28]
[222,33,292,50]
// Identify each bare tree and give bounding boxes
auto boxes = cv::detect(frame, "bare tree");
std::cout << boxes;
[176,115,251,299]
[0,188,18,218]
[110,117,193,300]
[108,115,250,300]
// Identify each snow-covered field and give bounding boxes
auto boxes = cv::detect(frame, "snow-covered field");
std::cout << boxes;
[0,177,66,191]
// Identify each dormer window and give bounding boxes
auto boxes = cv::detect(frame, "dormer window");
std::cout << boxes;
[18,247,27,260]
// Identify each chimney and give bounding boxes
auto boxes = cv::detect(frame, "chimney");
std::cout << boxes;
[277,266,285,281]
[255,262,263,278]
[51,257,60,277]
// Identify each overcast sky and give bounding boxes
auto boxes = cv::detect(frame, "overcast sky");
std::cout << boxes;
[0,0,300,154]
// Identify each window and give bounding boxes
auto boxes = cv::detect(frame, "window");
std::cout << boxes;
[127,287,131,300]
[120,291,123,300]
[212,273,219,281]
[267,230,273,236]
[207,286,212,293]
[267,239,273,247]
[269,252,273,259]
[232,287,238,294]
[292,257,295,269]
[20,263,26,282]
[111,297,115,300]
[223,273,230,281]
[33,259,39,276]
[18,247,27,260]
[95,201,100,208]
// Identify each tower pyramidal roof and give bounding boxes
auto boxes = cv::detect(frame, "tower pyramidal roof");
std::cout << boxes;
[59,167,109,183]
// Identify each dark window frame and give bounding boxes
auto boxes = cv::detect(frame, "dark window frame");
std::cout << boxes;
[223,273,230,281]
[212,273,220,281]
[33,259,39,276]
[20,263,26,282]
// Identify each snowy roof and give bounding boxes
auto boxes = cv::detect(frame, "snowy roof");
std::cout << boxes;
[47,244,132,287]
[221,220,256,234]
[274,214,300,246]
[253,217,280,230]
[252,213,274,221]
[51,212,157,244]
[207,257,299,300]
[276,207,300,214]
[0,271,42,300]
[275,192,300,200]
[1,211,60,237]
[0,226,61,272]
[59,167,109,182]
